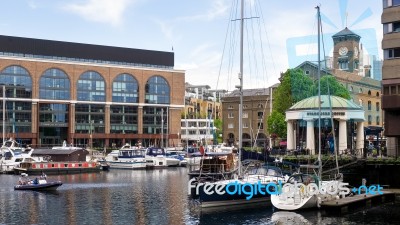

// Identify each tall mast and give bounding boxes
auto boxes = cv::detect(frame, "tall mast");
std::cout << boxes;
[2,85,5,143]
[161,108,164,148]
[238,0,244,177]
[316,5,322,179]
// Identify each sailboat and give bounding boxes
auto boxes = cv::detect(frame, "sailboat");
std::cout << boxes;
[270,6,347,211]
[189,0,286,208]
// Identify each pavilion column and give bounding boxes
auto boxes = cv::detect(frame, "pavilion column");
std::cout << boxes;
[356,122,364,152]
[339,119,348,154]
[287,120,294,150]
[306,119,315,155]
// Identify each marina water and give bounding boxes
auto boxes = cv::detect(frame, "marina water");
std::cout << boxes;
[1,168,400,225]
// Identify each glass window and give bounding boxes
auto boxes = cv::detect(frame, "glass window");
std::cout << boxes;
[368,115,372,125]
[112,74,139,103]
[339,62,348,70]
[376,102,380,111]
[368,101,371,110]
[110,105,138,134]
[39,68,70,100]
[257,122,264,129]
[394,0,400,6]
[391,86,397,95]
[142,107,168,134]
[145,76,170,104]
[376,116,380,125]
[0,66,32,98]
[77,71,105,102]
[75,104,105,133]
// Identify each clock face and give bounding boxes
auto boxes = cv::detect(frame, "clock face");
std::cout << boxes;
[339,47,348,56]
[354,46,359,57]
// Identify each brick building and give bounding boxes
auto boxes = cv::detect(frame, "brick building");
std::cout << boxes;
[0,35,185,148]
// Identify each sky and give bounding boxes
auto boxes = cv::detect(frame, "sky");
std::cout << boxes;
[0,0,383,91]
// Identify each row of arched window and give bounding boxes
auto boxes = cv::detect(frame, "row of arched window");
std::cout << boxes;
[349,86,380,97]
[0,65,170,104]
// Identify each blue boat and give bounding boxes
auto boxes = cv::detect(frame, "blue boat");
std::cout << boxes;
[14,174,62,191]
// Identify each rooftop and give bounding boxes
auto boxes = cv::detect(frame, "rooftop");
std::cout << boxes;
[288,95,363,111]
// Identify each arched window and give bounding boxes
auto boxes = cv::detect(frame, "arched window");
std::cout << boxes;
[368,90,371,96]
[376,92,380,97]
[39,68,70,100]
[359,88,363,93]
[77,71,105,101]
[350,86,353,92]
[0,65,32,133]
[0,66,32,98]
[145,75,170,104]
[112,74,138,103]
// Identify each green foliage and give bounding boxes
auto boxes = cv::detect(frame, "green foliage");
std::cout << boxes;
[273,69,314,113]
[213,118,223,143]
[267,110,287,138]
[319,75,351,100]
[273,69,351,114]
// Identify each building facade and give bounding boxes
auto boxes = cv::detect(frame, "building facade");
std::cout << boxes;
[296,27,383,130]
[181,83,227,147]
[0,35,185,148]
[382,0,400,156]
[221,87,275,148]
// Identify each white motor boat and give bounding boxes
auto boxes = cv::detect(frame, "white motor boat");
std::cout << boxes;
[145,147,180,168]
[166,150,187,167]
[0,138,43,173]
[105,144,147,169]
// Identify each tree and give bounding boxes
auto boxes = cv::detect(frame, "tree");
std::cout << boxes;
[273,69,351,114]
[267,110,287,139]
[213,118,223,143]
[273,69,315,113]
[318,75,351,100]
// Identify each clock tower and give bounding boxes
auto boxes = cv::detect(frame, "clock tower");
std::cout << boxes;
[332,27,361,73]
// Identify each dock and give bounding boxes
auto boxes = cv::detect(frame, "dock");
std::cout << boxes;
[320,191,396,214]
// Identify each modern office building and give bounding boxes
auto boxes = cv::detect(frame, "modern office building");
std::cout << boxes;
[382,0,400,156]
[0,35,185,148]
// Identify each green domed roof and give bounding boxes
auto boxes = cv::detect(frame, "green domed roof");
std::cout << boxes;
[288,95,362,111]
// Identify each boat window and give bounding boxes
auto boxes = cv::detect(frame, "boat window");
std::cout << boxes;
[287,175,303,184]
[267,168,282,176]
[15,158,23,162]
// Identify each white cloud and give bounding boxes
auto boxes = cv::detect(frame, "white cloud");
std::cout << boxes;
[63,0,135,27]
[178,0,229,22]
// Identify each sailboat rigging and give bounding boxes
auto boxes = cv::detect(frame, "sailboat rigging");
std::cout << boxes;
[188,0,287,208]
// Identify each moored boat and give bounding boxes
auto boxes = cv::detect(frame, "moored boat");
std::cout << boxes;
[145,147,180,168]
[105,144,148,170]
[13,161,101,175]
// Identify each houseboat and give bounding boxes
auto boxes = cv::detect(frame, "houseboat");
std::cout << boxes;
[13,147,101,174]
[14,161,101,175]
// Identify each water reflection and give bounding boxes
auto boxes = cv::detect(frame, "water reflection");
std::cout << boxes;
[0,170,400,225]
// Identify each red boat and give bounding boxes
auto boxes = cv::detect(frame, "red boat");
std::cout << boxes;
[14,161,101,175]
